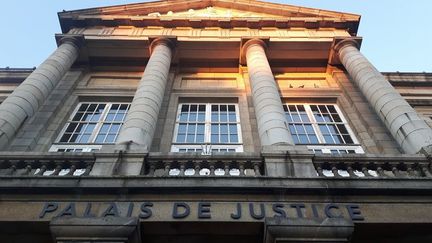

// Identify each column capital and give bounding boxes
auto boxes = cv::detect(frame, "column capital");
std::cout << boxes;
[333,37,361,54]
[55,34,85,49]
[240,38,269,65]
[329,37,362,65]
[149,37,176,55]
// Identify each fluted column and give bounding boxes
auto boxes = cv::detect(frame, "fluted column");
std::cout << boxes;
[243,39,294,146]
[335,38,432,154]
[0,35,83,149]
[116,38,174,150]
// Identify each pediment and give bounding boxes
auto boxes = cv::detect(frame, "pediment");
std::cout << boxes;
[59,0,360,34]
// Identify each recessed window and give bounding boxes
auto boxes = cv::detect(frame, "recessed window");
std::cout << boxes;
[50,102,130,152]
[172,103,243,153]
[284,104,363,154]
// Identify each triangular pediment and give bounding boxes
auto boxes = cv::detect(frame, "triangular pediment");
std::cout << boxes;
[59,0,360,34]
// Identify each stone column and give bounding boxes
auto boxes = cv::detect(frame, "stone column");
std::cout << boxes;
[335,39,432,154]
[0,35,83,149]
[243,39,294,146]
[116,38,174,151]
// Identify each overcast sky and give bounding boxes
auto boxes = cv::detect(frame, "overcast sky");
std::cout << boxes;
[1,0,431,72]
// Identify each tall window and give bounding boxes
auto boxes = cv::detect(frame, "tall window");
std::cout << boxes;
[172,103,242,153]
[284,104,363,154]
[50,102,130,152]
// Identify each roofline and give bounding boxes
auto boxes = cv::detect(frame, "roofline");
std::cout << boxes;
[58,0,361,33]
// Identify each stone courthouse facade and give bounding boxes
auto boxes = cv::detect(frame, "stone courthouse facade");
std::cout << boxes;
[1,0,432,242]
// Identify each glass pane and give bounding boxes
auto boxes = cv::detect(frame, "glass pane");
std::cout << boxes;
[289,124,296,134]
[199,105,206,112]
[220,113,227,122]
[179,113,188,122]
[196,134,204,143]
[100,124,110,133]
[88,104,97,111]
[190,105,197,112]
[84,124,96,133]
[337,125,348,134]
[105,113,115,122]
[211,134,218,143]
[113,113,125,122]
[78,104,88,112]
[299,135,308,144]
[327,106,337,113]
[197,112,205,122]
[189,113,197,122]
[109,124,121,134]
[197,124,205,134]
[211,113,218,122]
[305,125,315,134]
[65,123,77,133]
[177,134,185,143]
[60,134,71,143]
[211,125,218,134]
[95,135,105,143]
[72,113,83,121]
[229,112,236,122]
[220,124,228,134]
[230,134,238,143]
[79,134,90,143]
[229,124,237,134]
[105,135,116,143]
[220,134,228,143]
[69,134,79,143]
[292,114,301,122]
[186,135,195,143]
[293,136,300,144]
[181,105,189,112]
[332,114,342,122]
[343,135,354,144]
[309,135,319,144]
[319,125,330,134]
[323,135,334,144]
[295,124,305,134]
[188,124,196,134]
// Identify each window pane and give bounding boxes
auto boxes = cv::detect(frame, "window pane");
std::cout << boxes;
[220,124,228,134]
[197,124,205,134]
[211,134,218,143]
[229,124,237,134]
[177,134,185,143]
[186,135,195,143]
[230,134,238,143]
[211,125,218,134]
[220,134,229,143]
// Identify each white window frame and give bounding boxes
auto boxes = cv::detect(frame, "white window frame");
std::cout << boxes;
[50,102,130,152]
[284,103,364,154]
[171,103,243,153]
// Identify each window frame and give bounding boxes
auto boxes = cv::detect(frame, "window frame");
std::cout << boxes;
[171,103,243,153]
[284,103,364,154]
[50,102,130,152]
